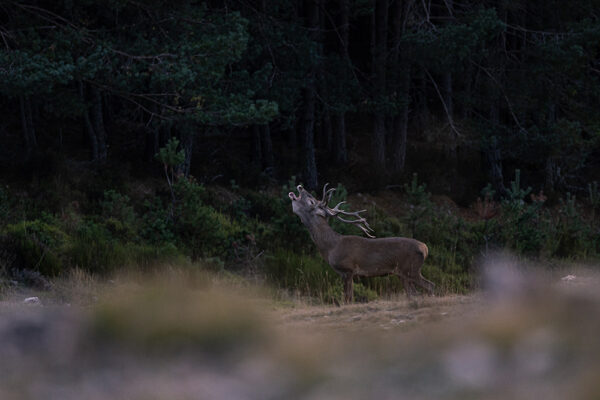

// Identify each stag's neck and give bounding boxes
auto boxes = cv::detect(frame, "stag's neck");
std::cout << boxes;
[302,217,341,258]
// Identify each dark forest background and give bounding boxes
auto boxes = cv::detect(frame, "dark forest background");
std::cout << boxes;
[1,0,599,300]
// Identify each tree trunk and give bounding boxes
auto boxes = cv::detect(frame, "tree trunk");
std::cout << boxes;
[487,103,506,196]
[182,128,194,177]
[302,90,318,189]
[78,80,99,161]
[392,68,410,173]
[332,0,350,165]
[390,0,411,174]
[462,63,473,119]
[443,72,453,124]
[252,125,263,170]
[90,86,107,160]
[372,0,389,171]
[19,95,37,159]
[332,113,347,165]
[443,0,454,123]
[260,124,274,175]
[301,0,319,190]
[323,111,333,155]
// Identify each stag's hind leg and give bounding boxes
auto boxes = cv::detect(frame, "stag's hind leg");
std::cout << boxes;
[396,273,417,298]
[413,273,435,295]
[407,257,435,296]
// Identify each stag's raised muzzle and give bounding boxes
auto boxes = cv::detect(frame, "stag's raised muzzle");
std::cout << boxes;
[288,185,304,201]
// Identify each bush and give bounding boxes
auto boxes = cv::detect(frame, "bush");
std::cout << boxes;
[0,185,9,225]
[264,249,342,303]
[499,170,546,254]
[250,177,313,252]
[67,219,122,273]
[173,177,246,260]
[140,197,176,244]
[3,219,68,276]
[101,190,136,239]
[552,193,594,257]
[403,173,434,238]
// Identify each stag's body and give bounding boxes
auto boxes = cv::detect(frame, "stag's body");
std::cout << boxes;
[290,185,434,303]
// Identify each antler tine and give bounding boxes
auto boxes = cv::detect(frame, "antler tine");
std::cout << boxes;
[358,224,376,238]
[321,183,329,202]
[328,201,347,213]
[324,188,336,204]
[326,201,375,238]
[319,183,336,206]
[337,215,374,232]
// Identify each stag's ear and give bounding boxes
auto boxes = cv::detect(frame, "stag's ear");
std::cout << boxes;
[314,207,328,217]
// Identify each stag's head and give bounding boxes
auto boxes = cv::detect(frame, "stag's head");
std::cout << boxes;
[288,184,375,238]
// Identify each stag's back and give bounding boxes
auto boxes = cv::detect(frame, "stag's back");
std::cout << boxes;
[330,236,427,277]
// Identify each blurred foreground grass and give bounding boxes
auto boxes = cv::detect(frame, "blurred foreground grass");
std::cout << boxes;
[1,256,600,400]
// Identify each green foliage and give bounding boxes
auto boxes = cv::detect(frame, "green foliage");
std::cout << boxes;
[0,186,9,226]
[173,177,246,260]
[505,170,532,204]
[140,198,176,245]
[67,219,121,273]
[353,282,379,303]
[264,249,342,304]
[256,177,312,251]
[553,193,593,257]
[589,181,600,222]
[327,183,362,236]
[3,219,68,276]
[498,170,544,254]
[422,264,472,294]
[101,190,136,239]
[155,138,186,172]
[403,174,433,237]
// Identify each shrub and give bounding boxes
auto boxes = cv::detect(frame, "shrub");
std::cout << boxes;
[3,219,69,276]
[264,249,342,303]
[0,185,9,225]
[254,177,313,252]
[353,282,379,302]
[140,198,176,244]
[173,177,246,260]
[67,219,121,273]
[402,173,434,238]
[101,190,136,239]
[499,170,546,254]
[553,193,594,257]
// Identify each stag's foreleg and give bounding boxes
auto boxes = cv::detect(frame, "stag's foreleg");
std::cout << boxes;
[342,272,354,303]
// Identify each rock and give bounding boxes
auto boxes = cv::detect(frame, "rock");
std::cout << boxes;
[23,297,41,305]
[561,275,576,282]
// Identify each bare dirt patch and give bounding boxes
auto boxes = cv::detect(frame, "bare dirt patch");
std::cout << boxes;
[276,295,482,333]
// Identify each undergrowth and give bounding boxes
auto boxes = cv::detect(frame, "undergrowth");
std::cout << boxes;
[0,147,598,304]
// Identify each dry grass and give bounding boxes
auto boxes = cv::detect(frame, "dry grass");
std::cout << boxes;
[1,256,600,399]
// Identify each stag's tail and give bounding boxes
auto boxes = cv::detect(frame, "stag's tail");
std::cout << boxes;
[417,242,428,261]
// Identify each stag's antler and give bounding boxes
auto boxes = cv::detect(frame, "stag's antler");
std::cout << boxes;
[318,182,336,206]
[319,183,375,238]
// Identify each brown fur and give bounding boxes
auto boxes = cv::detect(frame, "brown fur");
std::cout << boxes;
[290,186,434,303]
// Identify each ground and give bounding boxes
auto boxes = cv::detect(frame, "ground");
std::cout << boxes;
[1,262,599,399]
[276,295,481,332]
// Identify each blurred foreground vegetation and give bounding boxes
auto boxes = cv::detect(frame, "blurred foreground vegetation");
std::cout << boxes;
[1,260,600,400]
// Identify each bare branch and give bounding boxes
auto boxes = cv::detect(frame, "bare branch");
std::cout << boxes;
[424,68,461,138]
[470,60,524,131]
